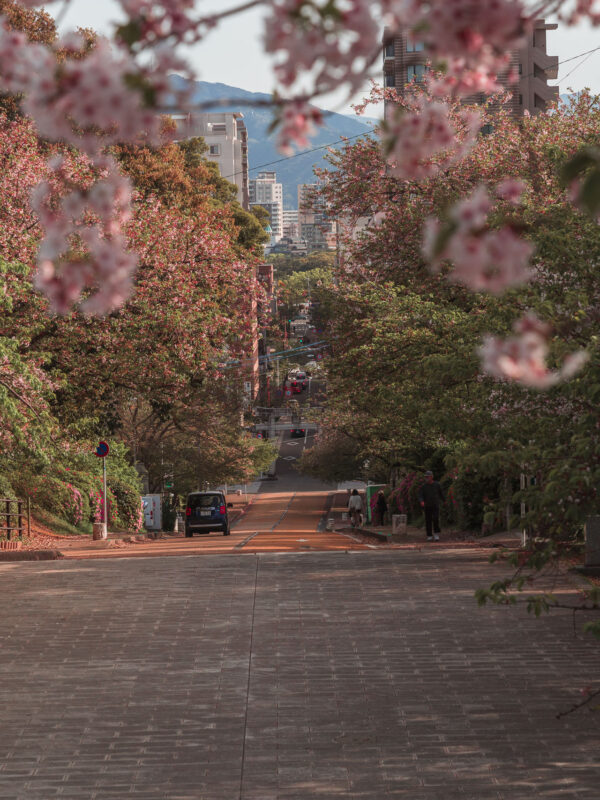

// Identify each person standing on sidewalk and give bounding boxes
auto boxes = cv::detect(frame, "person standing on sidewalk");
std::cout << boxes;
[347,489,363,528]
[418,471,445,542]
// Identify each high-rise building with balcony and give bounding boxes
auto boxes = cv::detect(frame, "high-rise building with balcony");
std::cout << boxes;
[383,20,559,119]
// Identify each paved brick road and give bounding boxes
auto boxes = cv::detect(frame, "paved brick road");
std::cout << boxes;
[0,550,598,799]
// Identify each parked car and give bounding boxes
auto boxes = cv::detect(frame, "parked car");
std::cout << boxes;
[185,491,230,536]
[290,378,302,394]
[295,371,308,389]
[290,428,306,438]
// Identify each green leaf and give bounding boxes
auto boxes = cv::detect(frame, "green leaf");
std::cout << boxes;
[115,20,143,48]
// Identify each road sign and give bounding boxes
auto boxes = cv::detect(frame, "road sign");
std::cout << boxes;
[95,441,109,458]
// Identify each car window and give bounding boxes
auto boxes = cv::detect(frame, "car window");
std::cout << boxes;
[188,493,223,509]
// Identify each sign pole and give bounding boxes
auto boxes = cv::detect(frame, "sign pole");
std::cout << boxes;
[103,456,108,537]
[92,441,110,540]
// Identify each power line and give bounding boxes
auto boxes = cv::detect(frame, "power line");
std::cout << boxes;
[221,131,371,181]
[554,45,600,73]
[558,47,600,82]
[210,44,600,184]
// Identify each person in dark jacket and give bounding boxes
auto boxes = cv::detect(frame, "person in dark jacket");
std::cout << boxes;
[418,471,445,542]
[376,490,388,525]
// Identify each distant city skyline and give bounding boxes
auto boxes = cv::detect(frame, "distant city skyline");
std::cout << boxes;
[57,1,600,113]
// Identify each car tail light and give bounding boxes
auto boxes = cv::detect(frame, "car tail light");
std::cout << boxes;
[185,507,191,516]
[219,505,226,515]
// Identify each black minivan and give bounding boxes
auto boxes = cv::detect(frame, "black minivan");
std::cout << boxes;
[185,491,230,537]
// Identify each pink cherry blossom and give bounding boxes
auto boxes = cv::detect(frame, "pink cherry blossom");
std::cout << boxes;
[264,0,379,94]
[384,96,481,180]
[384,0,526,62]
[559,0,600,25]
[496,177,527,205]
[480,314,589,389]
[424,185,534,293]
[276,100,324,155]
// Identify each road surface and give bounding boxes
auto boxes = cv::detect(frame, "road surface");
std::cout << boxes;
[59,431,367,559]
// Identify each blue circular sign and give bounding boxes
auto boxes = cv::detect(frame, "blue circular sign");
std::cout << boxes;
[95,441,109,458]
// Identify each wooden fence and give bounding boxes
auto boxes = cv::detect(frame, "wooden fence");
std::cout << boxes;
[0,498,30,540]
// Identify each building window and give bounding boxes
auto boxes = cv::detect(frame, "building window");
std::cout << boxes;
[518,94,523,105]
[407,64,426,83]
[407,40,424,52]
[384,73,396,88]
[384,43,394,59]
[518,63,523,75]
[481,123,494,136]
[209,144,221,156]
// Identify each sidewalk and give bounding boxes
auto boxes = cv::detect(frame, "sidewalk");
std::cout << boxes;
[328,493,521,549]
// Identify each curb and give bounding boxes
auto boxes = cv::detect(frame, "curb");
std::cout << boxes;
[0,549,63,561]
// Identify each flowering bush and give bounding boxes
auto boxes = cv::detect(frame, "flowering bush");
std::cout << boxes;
[64,483,84,526]
[109,479,143,533]
[14,472,74,519]
[389,472,427,520]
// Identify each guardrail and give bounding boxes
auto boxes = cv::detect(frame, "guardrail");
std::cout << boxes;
[0,498,30,540]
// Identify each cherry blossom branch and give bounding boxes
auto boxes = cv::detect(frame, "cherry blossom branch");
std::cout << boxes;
[204,0,269,25]
[54,0,73,27]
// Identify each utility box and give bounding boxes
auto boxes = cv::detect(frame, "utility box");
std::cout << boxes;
[142,494,162,531]
[392,514,408,536]
[585,516,600,567]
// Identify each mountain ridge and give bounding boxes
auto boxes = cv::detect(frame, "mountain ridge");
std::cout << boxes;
[170,76,375,207]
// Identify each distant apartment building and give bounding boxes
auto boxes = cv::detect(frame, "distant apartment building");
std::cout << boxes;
[298,183,337,252]
[242,263,277,404]
[282,209,300,239]
[383,19,559,119]
[249,172,284,244]
[170,111,249,209]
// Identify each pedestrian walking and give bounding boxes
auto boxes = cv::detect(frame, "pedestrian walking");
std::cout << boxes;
[376,489,387,526]
[418,471,445,542]
[347,489,363,528]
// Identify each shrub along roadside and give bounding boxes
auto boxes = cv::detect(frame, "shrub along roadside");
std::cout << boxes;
[2,440,143,536]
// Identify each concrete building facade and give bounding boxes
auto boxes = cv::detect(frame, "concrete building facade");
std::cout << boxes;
[282,209,300,239]
[383,20,559,119]
[298,184,337,252]
[171,111,249,209]
[250,172,284,244]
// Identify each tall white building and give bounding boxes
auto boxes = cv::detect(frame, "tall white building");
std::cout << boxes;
[170,111,249,209]
[249,171,284,244]
[282,209,299,239]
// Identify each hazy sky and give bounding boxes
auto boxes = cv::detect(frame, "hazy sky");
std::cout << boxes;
[57,1,600,112]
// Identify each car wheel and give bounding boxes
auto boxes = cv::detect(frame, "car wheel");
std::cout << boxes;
[185,531,193,538]
[223,527,230,536]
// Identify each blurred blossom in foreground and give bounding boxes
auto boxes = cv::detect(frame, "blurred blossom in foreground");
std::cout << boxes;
[479,314,589,389]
